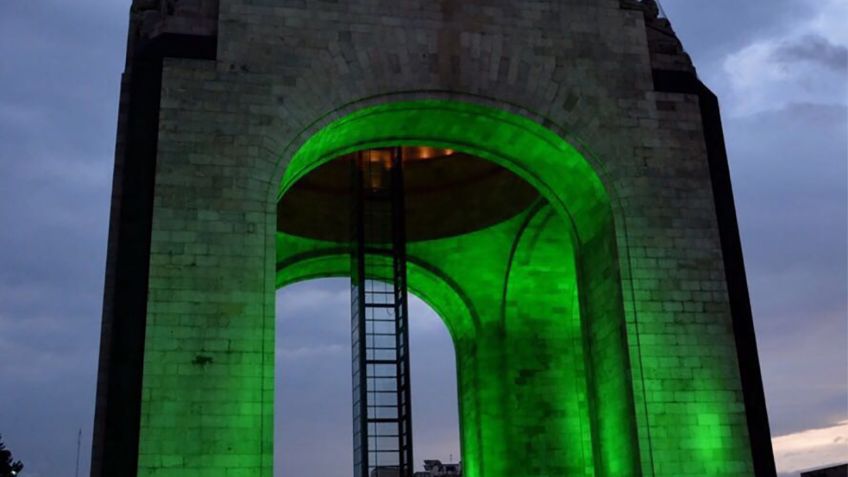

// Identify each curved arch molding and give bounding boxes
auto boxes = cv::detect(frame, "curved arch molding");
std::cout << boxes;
[276,100,640,476]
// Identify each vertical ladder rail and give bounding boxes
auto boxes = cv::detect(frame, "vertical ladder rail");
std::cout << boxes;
[351,148,414,477]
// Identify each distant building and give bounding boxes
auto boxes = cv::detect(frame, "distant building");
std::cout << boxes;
[414,459,461,477]
[802,464,848,477]
[372,459,462,477]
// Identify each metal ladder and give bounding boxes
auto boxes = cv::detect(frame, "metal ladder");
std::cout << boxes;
[351,148,414,477]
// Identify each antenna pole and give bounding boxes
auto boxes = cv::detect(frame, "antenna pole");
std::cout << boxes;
[75,428,82,477]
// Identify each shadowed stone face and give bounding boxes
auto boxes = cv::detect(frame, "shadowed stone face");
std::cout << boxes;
[130,0,218,39]
[132,0,218,15]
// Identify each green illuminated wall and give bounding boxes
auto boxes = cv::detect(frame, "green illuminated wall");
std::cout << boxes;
[274,100,641,476]
[139,97,756,477]
[100,0,768,472]
[278,202,599,476]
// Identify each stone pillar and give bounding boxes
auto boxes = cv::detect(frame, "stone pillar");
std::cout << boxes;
[136,61,276,477]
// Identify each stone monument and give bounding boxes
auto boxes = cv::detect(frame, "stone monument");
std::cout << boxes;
[92,1,777,475]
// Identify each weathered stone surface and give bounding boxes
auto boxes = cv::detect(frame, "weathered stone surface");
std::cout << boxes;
[93,1,773,476]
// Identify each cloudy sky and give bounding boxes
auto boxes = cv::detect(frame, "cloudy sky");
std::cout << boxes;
[0,1,845,476]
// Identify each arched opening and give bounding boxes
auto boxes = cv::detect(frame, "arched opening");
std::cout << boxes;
[274,100,641,476]
[275,278,460,475]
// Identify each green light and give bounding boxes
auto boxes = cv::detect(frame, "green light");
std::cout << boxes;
[275,100,640,476]
[138,99,755,477]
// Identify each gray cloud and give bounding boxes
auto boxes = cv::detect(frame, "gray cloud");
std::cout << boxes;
[773,34,848,72]
[662,0,818,63]
[276,282,459,476]
[0,1,126,475]
[724,101,847,435]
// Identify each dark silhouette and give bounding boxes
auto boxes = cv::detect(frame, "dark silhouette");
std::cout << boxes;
[0,436,24,476]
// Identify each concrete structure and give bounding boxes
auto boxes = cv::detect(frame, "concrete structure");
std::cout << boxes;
[422,459,462,476]
[92,0,777,476]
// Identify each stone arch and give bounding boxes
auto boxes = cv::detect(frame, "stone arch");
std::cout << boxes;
[94,2,773,476]
[274,99,641,475]
[276,250,480,341]
[273,98,613,244]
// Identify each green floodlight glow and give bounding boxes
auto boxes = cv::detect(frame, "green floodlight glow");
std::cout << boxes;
[275,100,640,476]
[137,99,755,477]
[277,100,611,244]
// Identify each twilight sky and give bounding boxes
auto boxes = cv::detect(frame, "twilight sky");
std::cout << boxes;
[0,1,845,476]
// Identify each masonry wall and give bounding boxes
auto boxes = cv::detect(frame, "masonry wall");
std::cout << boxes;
[98,0,769,475]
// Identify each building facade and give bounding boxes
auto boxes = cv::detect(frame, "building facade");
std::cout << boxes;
[91,0,776,476]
